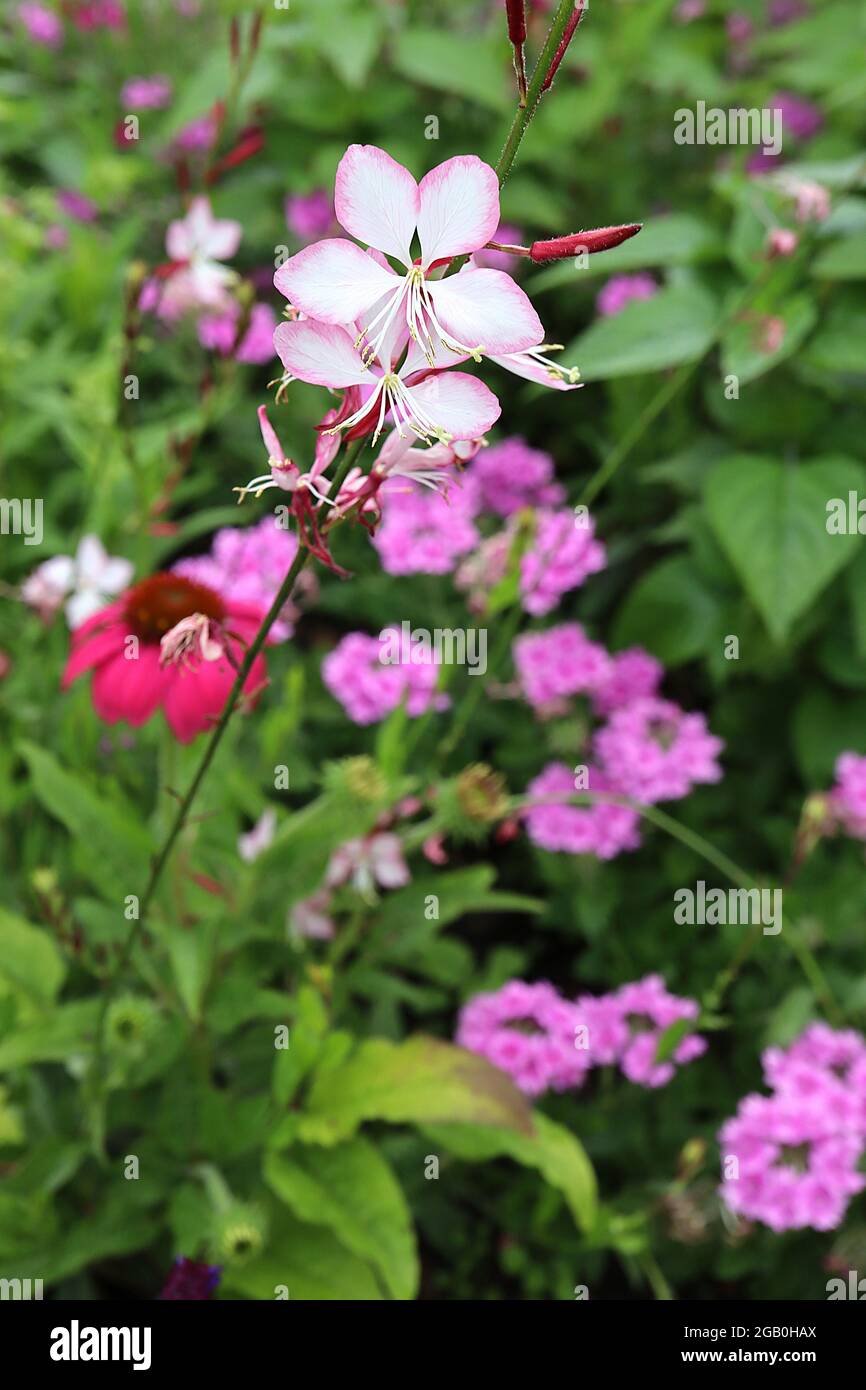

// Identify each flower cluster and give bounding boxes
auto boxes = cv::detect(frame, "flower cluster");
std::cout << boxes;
[457,974,705,1097]
[514,625,722,858]
[719,1024,866,1232]
[322,629,449,727]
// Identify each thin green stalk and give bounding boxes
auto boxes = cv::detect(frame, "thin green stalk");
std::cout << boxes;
[88,434,368,1142]
[438,604,522,760]
[447,0,581,278]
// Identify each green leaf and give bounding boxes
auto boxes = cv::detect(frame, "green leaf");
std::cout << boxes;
[425,1113,598,1234]
[612,555,721,666]
[272,985,329,1106]
[567,284,718,380]
[792,689,866,784]
[0,907,65,1006]
[801,303,866,374]
[392,30,509,112]
[264,1139,418,1300]
[704,455,865,641]
[720,294,817,384]
[812,236,866,281]
[223,1208,383,1301]
[0,1001,98,1073]
[18,742,151,899]
[299,1036,533,1145]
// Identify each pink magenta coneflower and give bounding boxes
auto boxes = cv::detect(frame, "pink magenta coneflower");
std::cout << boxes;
[62,573,269,743]
[173,517,303,643]
[274,144,544,368]
[456,980,589,1097]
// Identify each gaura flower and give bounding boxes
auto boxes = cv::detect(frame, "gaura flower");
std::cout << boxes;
[274,144,544,368]
[325,832,410,898]
[238,807,278,863]
[273,318,500,445]
[22,534,133,629]
[157,196,242,318]
[62,574,268,743]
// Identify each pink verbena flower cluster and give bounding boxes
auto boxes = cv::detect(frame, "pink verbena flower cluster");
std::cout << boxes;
[457,974,705,1097]
[827,751,866,840]
[719,1024,866,1232]
[470,437,565,516]
[371,435,603,613]
[514,626,722,858]
[322,629,449,726]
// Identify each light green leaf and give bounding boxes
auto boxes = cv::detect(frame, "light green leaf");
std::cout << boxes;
[18,742,151,899]
[813,236,866,281]
[0,1001,98,1073]
[704,455,865,641]
[567,284,718,380]
[720,293,817,384]
[264,1139,418,1300]
[223,1208,383,1300]
[299,1035,533,1145]
[425,1113,598,1234]
[392,30,509,112]
[0,907,65,1006]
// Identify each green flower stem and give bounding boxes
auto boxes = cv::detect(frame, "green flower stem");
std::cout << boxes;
[437,604,523,761]
[447,0,581,278]
[512,790,842,1023]
[87,434,368,1151]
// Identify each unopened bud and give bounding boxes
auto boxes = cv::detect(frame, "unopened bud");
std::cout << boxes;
[540,0,587,95]
[530,223,643,263]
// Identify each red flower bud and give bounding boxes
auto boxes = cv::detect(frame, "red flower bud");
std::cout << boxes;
[529,223,642,262]
[505,0,528,104]
[540,0,587,94]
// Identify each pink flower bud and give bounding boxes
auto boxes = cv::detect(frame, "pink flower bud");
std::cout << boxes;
[529,222,642,262]
[540,0,587,94]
